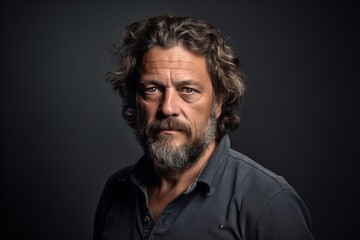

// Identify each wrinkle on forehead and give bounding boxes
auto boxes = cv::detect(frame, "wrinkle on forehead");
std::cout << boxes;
[142,61,199,70]
[141,46,206,71]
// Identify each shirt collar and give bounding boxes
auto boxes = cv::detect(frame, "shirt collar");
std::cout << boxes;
[197,135,230,195]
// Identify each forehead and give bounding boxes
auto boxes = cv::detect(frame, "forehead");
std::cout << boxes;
[141,46,207,74]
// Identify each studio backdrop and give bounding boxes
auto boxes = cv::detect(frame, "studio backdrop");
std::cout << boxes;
[1,1,359,239]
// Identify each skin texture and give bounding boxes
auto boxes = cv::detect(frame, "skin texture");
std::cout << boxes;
[137,45,223,219]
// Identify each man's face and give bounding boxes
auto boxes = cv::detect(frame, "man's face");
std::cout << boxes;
[136,45,222,172]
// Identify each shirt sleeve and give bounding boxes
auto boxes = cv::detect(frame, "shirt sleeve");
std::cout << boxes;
[255,189,314,240]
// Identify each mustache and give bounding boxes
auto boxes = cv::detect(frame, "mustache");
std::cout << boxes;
[144,118,192,138]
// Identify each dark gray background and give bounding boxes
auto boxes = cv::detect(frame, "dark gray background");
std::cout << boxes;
[1,1,359,239]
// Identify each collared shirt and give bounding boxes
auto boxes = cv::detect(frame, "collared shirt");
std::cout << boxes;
[93,135,314,240]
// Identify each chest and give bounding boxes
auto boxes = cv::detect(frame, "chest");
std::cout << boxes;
[102,187,248,240]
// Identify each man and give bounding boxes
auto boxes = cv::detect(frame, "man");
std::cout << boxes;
[94,14,314,240]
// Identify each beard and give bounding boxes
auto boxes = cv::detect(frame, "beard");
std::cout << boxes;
[136,107,217,174]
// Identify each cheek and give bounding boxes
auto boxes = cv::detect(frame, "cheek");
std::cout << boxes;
[138,101,157,123]
[189,106,212,129]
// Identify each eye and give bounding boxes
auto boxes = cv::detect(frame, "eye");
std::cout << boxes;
[144,87,159,94]
[180,87,197,94]
[178,87,201,102]
[141,86,162,101]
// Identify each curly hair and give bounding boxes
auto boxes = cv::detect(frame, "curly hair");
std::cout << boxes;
[108,14,245,141]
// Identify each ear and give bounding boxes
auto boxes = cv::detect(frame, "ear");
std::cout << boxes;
[215,95,223,119]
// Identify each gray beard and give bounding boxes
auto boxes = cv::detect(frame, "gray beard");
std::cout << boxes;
[137,108,217,173]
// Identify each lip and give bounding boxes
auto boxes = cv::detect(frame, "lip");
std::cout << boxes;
[159,129,182,135]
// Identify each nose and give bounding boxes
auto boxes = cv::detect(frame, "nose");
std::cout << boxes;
[158,89,181,117]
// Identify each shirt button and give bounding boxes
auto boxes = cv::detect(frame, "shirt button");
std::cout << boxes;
[143,215,151,224]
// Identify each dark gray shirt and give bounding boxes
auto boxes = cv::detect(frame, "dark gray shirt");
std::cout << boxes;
[93,135,314,240]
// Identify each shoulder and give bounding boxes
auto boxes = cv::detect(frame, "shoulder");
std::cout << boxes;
[222,149,300,219]
[100,164,137,195]
[212,136,293,194]
[107,164,135,183]
[223,149,313,237]
[226,148,294,193]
